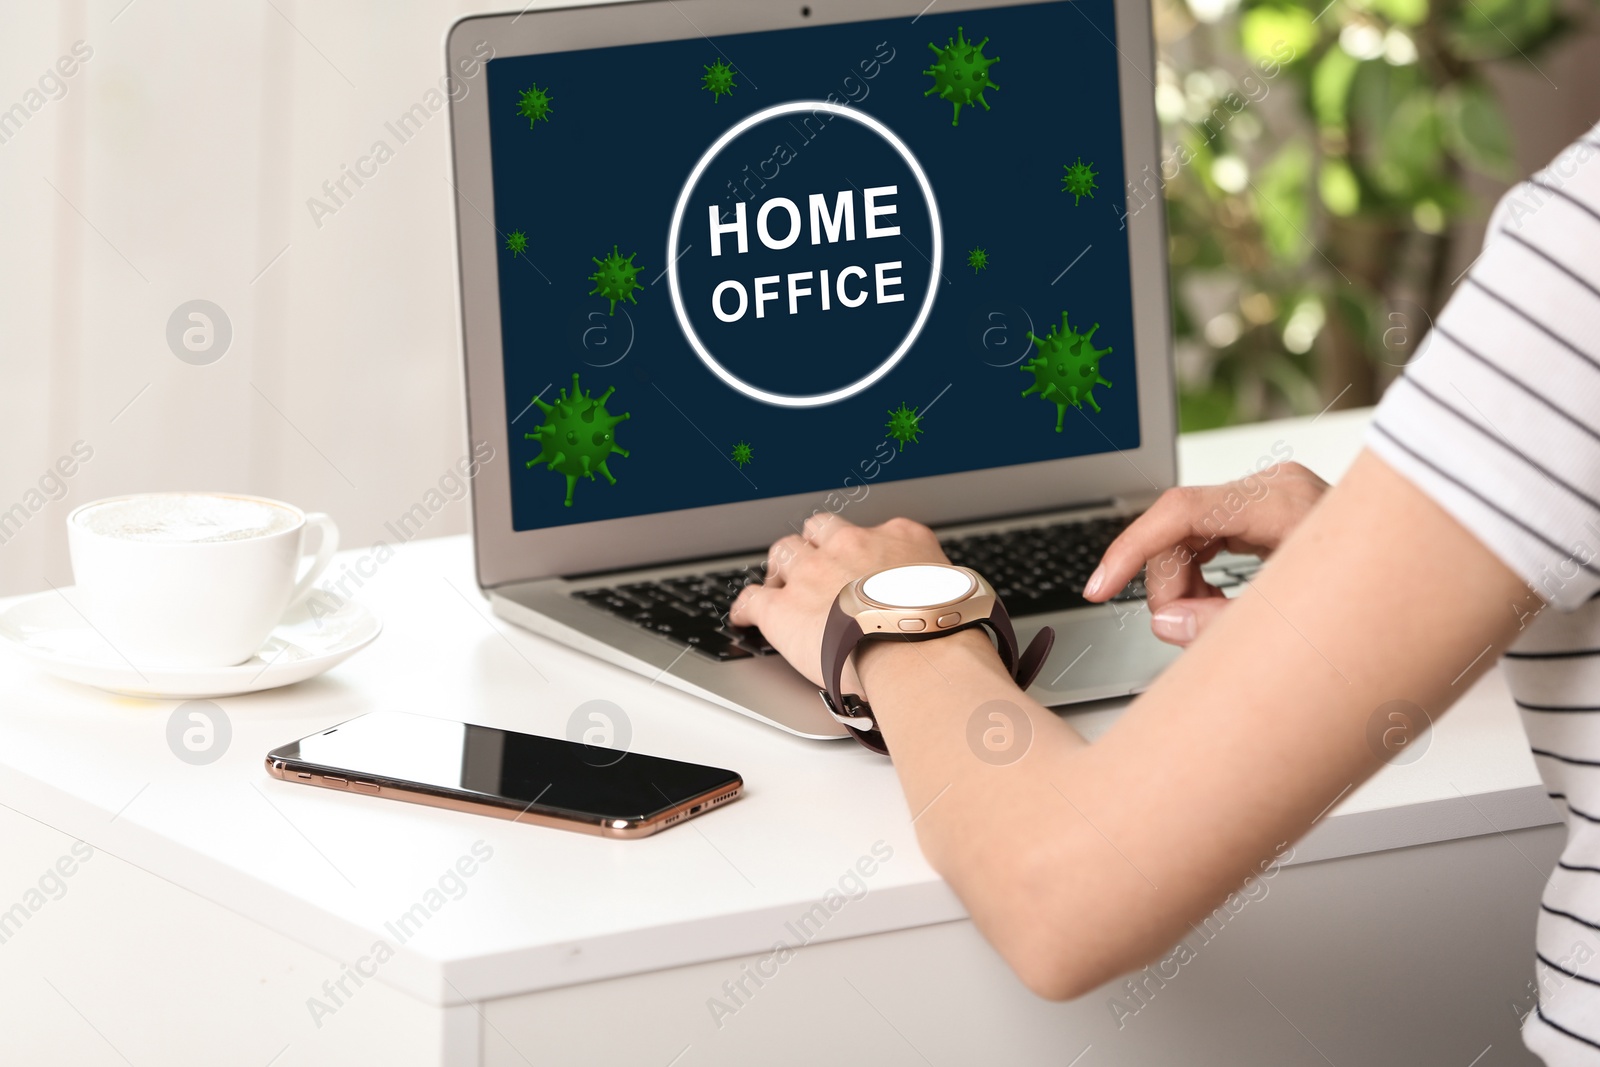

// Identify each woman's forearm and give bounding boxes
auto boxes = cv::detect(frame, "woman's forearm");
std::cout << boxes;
[853,452,1540,1000]
[856,627,1088,814]
[855,629,1113,995]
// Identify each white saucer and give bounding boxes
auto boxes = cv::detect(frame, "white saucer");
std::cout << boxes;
[0,589,381,700]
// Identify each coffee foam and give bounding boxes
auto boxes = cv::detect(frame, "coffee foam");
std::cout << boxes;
[78,494,299,544]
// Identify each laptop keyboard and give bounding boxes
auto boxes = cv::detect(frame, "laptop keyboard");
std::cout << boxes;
[571,572,772,661]
[570,513,1161,663]
[941,515,1146,614]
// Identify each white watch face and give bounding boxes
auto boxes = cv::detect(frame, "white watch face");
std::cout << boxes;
[860,565,975,609]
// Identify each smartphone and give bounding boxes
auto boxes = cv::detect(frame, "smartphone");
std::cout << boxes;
[265,711,742,838]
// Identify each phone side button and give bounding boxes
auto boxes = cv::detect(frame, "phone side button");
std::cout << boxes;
[321,775,348,788]
[351,781,380,794]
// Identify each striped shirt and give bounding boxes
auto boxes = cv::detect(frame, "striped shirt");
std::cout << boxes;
[1366,122,1600,1065]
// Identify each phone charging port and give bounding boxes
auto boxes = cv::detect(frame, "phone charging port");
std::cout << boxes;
[690,804,702,814]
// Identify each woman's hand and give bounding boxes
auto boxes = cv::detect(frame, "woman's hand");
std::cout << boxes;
[729,513,948,690]
[1083,462,1329,646]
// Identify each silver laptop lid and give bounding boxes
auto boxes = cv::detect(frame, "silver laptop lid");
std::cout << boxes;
[447,0,1176,590]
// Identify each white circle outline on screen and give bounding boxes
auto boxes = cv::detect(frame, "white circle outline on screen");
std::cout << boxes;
[861,564,975,609]
[667,101,943,409]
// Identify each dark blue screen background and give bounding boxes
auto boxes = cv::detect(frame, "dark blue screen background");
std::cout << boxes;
[487,0,1141,531]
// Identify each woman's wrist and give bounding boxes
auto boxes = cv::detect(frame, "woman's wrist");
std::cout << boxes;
[854,626,1011,702]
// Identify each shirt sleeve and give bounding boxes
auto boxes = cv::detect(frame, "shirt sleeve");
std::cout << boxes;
[1365,122,1600,611]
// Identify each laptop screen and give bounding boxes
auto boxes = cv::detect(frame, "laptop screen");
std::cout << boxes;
[484,0,1139,531]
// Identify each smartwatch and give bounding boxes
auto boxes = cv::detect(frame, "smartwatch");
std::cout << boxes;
[819,563,1055,755]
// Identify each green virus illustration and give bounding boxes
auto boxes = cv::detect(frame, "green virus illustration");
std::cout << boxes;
[524,374,631,508]
[504,229,528,255]
[967,246,990,273]
[885,402,924,451]
[516,84,553,128]
[1061,157,1099,205]
[923,27,1000,127]
[701,58,738,102]
[587,244,642,315]
[730,440,754,468]
[1021,312,1114,431]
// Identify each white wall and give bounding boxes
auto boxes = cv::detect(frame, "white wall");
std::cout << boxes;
[0,0,551,599]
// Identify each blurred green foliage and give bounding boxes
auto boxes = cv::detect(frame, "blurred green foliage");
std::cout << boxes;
[1155,0,1594,430]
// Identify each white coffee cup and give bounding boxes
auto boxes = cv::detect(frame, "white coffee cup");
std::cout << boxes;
[67,492,339,669]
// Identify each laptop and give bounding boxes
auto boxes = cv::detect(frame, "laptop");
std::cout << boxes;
[446,0,1207,740]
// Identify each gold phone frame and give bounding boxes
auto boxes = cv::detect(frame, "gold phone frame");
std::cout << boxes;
[264,757,743,839]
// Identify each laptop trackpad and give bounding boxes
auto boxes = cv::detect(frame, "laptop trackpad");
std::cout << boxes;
[1021,608,1183,706]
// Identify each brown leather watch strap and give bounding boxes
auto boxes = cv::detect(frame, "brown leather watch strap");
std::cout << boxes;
[819,596,1055,756]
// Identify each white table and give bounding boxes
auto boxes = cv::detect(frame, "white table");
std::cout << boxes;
[0,409,1562,1066]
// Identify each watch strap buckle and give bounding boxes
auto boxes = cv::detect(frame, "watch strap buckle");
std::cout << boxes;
[818,690,889,755]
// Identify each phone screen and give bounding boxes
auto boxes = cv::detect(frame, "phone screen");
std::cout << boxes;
[268,711,740,822]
